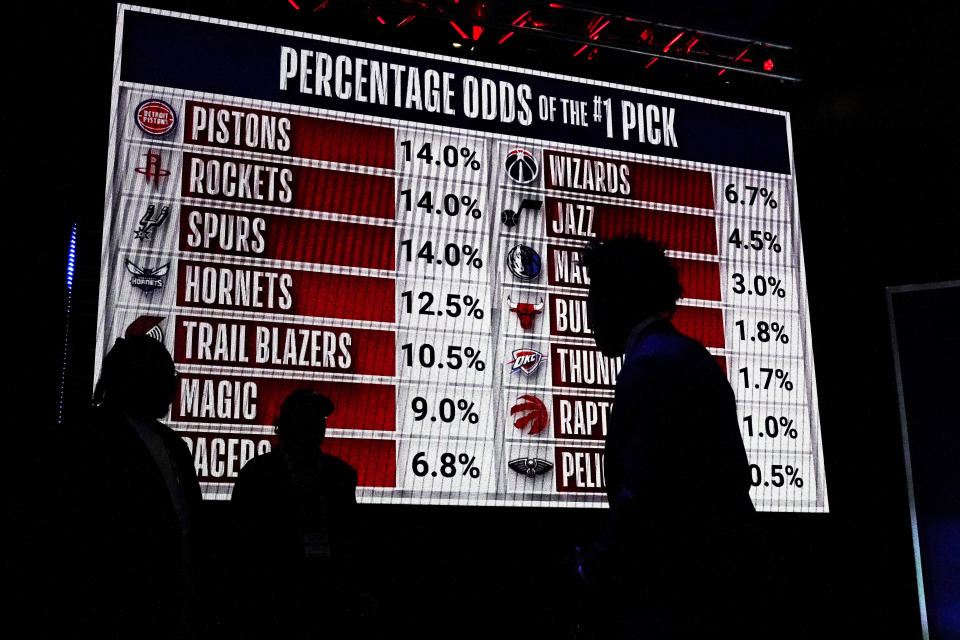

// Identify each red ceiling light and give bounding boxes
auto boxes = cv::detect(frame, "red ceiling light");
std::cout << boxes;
[662,30,685,52]
[449,21,469,39]
[287,0,300,9]
[764,58,775,71]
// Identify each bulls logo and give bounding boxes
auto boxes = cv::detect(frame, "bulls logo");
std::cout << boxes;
[135,99,176,136]
[508,457,553,478]
[511,395,549,435]
[508,296,544,330]
[125,260,169,293]
[504,149,539,184]
[506,244,542,281]
[125,315,165,341]
[508,348,545,376]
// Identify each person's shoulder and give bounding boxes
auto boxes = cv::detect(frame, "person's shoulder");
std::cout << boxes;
[236,449,284,478]
[320,452,358,485]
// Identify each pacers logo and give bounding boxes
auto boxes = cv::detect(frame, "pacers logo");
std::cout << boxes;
[504,149,538,184]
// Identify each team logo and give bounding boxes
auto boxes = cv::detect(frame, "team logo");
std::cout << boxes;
[506,244,542,281]
[504,149,539,184]
[125,315,165,341]
[125,259,169,293]
[134,204,171,240]
[508,457,553,478]
[511,395,549,435]
[135,150,171,188]
[508,296,544,330]
[501,198,542,228]
[135,99,177,136]
[508,348,546,376]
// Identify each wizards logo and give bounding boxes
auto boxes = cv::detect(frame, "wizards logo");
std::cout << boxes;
[125,260,169,293]
[508,348,546,376]
[511,395,549,435]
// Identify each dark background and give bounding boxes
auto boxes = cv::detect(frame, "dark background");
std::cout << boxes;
[7,1,958,637]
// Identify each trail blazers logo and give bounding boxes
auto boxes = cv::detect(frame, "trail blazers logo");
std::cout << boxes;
[508,457,553,478]
[508,348,546,376]
[134,204,171,240]
[126,260,169,292]
[125,315,165,341]
[511,395,549,435]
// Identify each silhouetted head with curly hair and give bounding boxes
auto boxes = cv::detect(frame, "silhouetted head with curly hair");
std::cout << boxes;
[93,336,178,419]
[580,235,683,357]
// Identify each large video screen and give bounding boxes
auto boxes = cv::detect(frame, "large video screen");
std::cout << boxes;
[97,5,828,510]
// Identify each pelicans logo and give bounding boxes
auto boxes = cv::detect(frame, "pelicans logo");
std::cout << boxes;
[508,457,553,478]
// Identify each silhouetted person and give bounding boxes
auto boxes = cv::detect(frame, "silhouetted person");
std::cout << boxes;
[577,236,755,638]
[73,335,203,638]
[231,389,362,639]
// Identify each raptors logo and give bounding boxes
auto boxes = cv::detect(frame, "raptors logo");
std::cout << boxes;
[504,149,539,184]
[506,244,542,281]
[508,348,546,376]
[125,260,169,293]
[508,457,553,478]
[508,296,544,330]
[125,315,165,341]
[511,395,549,435]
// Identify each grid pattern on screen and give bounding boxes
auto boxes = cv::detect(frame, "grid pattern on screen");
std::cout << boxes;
[95,5,828,511]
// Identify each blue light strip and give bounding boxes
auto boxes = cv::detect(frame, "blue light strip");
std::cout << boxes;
[59,223,78,424]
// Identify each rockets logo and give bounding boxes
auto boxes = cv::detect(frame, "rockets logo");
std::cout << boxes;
[511,395,549,435]
[508,296,544,330]
[508,348,546,376]
[125,315,165,341]
[504,149,539,184]
[506,244,542,281]
[125,259,169,293]
[508,457,553,478]
[135,150,171,188]
[134,204,171,240]
[135,99,176,136]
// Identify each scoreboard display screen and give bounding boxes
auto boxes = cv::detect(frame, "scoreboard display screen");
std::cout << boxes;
[97,5,828,511]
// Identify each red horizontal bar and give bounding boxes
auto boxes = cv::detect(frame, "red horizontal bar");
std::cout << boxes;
[175,260,396,322]
[177,206,395,270]
[170,372,396,430]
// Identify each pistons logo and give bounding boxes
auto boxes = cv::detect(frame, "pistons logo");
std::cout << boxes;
[135,99,176,136]
[511,395,549,435]
[508,296,544,330]
[508,348,546,376]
